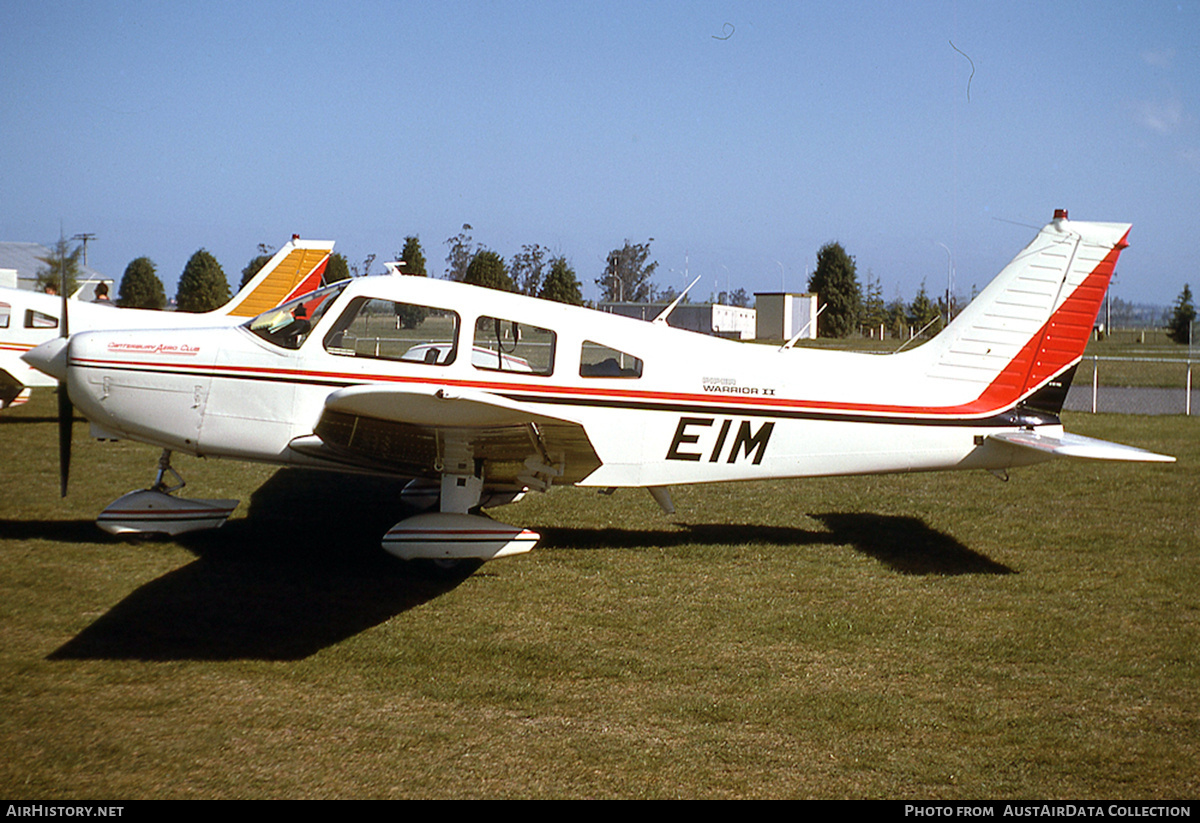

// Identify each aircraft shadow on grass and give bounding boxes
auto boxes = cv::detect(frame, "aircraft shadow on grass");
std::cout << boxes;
[538,513,1013,577]
[0,518,114,545]
[44,469,1010,662]
[48,469,459,662]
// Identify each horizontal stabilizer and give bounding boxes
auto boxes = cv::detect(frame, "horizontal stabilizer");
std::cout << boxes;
[988,431,1174,463]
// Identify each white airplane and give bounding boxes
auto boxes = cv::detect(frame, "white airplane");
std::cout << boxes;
[0,237,335,409]
[23,210,1173,575]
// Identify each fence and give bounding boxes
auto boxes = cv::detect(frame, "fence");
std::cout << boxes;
[1070,356,1196,415]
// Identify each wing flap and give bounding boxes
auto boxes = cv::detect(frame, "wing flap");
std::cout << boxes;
[987,431,1175,463]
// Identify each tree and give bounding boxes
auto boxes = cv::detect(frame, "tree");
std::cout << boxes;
[1168,284,1196,345]
[350,254,376,279]
[463,249,514,292]
[117,257,165,309]
[324,252,350,283]
[658,286,685,303]
[397,236,428,277]
[510,243,547,296]
[539,256,583,305]
[807,242,861,338]
[886,296,908,338]
[35,238,83,295]
[445,224,475,281]
[394,237,430,328]
[239,244,275,289]
[598,239,657,302]
[862,270,887,335]
[175,249,230,312]
[907,281,940,335]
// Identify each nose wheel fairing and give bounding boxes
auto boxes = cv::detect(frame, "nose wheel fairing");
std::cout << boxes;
[97,489,239,537]
[96,450,239,537]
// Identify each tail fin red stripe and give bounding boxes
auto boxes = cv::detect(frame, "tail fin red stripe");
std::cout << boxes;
[968,229,1127,413]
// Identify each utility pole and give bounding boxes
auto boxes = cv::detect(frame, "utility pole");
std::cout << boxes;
[936,242,953,325]
[72,233,96,267]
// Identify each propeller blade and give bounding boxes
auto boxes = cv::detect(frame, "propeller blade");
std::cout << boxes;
[57,381,72,497]
[57,230,71,497]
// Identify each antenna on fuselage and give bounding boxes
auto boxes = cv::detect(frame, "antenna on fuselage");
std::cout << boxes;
[779,303,827,351]
[652,275,702,325]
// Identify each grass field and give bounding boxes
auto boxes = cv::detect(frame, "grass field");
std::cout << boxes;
[1,392,1196,799]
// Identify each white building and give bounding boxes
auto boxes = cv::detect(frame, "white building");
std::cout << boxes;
[753,292,819,341]
[597,301,757,340]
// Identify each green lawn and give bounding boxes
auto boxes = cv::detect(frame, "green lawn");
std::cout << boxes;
[1,392,1195,798]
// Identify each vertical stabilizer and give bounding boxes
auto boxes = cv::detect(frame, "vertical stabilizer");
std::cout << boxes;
[919,211,1128,414]
[217,238,335,318]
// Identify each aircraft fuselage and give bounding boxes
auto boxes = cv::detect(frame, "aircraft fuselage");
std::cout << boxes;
[59,273,1059,489]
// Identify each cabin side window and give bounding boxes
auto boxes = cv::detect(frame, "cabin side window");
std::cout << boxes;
[580,341,643,378]
[0,302,9,329]
[25,309,56,329]
[323,297,460,365]
[472,316,555,375]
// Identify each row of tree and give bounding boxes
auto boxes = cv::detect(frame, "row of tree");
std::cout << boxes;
[40,231,721,314]
[37,234,1198,345]
[36,238,223,311]
[439,226,584,304]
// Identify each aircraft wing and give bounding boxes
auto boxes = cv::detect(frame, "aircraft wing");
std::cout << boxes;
[289,385,603,487]
[987,431,1175,463]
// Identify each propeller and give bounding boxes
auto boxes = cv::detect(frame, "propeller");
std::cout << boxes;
[57,233,71,497]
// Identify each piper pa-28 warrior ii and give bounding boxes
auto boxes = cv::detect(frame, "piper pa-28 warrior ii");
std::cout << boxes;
[23,211,1174,574]
[0,236,334,409]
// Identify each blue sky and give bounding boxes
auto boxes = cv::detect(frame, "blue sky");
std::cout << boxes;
[2,1,1197,306]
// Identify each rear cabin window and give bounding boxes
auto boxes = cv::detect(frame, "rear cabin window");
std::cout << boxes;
[472,316,555,375]
[580,341,643,378]
[323,297,460,365]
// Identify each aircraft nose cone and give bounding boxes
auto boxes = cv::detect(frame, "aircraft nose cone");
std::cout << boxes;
[22,337,69,381]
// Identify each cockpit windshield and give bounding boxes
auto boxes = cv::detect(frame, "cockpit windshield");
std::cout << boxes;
[244,281,348,349]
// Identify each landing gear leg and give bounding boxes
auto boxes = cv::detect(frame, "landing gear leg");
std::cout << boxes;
[440,472,483,514]
[151,449,185,493]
